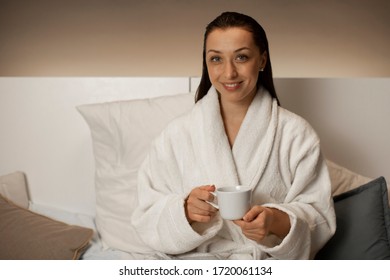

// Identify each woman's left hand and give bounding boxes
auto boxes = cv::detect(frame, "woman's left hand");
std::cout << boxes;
[233,205,290,243]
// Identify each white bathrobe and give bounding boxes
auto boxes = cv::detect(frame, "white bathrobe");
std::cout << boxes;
[132,86,336,259]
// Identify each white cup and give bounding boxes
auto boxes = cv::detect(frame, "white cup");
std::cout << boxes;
[208,185,252,220]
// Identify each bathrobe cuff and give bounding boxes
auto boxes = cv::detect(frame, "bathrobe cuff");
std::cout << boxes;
[255,203,310,259]
[165,195,223,254]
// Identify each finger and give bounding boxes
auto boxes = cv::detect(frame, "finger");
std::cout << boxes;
[235,214,267,232]
[234,219,257,231]
[185,185,218,223]
[233,219,244,226]
[187,199,218,221]
[186,200,217,223]
[234,220,268,242]
[189,213,215,223]
[187,192,218,212]
[243,205,264,222]
[192,185,216,202]
[199,184,216,192]
[187,202,218,216]
[242,231,267,242]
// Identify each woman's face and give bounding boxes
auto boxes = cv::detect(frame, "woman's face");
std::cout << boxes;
[205,27,266,105]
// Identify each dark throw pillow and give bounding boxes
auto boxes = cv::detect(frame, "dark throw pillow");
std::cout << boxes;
[316,177,390,259]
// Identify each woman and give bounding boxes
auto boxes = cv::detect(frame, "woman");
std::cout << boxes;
[132,12,336,259]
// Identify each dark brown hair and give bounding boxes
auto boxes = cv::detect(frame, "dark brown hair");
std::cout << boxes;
[195,12,280,105]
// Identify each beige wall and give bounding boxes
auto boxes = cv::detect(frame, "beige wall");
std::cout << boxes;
[0,0,389,77]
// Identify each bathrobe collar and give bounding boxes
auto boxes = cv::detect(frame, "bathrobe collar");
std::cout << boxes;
[191,86,278,191]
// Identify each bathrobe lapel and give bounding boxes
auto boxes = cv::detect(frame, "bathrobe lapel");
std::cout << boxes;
[191,87,240,188]
[192,86,278,191]
[232,87,278,190]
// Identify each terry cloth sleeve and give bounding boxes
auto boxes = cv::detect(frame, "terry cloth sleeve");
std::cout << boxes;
[131,120,222,255]
[257,114,336,259]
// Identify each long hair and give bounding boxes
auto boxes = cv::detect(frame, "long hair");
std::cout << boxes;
[195,12,280,105]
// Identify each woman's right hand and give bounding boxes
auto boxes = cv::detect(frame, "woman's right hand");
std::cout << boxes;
[185,185,218,224]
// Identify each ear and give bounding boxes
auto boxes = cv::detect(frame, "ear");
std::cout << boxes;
[259,51,268,70]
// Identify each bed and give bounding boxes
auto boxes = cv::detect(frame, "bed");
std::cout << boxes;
[1,77,389,260]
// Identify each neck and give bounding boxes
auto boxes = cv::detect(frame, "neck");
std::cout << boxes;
[218,92,255,122]
[219,93,255,147]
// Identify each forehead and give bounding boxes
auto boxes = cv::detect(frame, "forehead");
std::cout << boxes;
[206,27,257,52]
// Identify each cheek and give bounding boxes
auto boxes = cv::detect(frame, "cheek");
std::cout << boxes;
[251,68,260,80]
[206,65,220,81]
[244,63,261,79]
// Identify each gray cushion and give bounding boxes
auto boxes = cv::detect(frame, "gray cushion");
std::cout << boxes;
[315,177,390,259]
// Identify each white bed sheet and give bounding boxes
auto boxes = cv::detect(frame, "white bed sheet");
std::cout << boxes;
[27,202,226,260]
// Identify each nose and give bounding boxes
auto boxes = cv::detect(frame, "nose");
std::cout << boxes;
[224,61,238,80]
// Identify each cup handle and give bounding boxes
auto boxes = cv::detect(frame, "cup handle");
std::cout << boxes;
[206,191,219,209]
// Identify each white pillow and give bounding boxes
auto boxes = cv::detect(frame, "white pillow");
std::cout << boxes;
[77,93,194,253]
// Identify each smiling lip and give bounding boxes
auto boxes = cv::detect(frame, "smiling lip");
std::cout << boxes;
[222,82,242,91]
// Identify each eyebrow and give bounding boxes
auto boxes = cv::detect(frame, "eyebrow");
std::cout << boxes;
[207,47,251,54]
